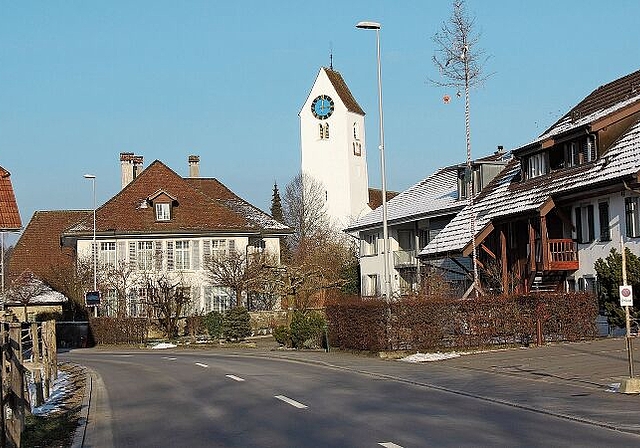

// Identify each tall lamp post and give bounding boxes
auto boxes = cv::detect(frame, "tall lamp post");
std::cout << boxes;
[83,174,97,316]
[356,20,391,299]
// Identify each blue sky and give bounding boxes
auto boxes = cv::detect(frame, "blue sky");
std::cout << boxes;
[2,1,640,244]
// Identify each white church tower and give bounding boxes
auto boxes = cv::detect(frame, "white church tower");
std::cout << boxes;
[300,67,371,230]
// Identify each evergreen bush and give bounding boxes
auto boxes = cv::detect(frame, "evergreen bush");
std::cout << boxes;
[204,311,224,339]
[290,311,326,349]
[273,325,291,347]
[222,307,252,341]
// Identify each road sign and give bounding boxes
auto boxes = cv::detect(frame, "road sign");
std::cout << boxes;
[619,285,633,307]
[85,290,101,307]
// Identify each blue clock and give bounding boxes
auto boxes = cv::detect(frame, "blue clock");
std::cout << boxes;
[311,95,334,120]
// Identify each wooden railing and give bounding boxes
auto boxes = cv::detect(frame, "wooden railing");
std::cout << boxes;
[547,239,579,270]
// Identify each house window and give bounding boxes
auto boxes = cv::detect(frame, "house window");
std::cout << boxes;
[353,142,362,156]
[364,274,379,296]
[526,152,548,179]
[598,201,611,241]
[575,204,595,243]
[565,136,597,167]
[319,123,324,139]
[625,197,640,238]
[155,203,171,221]
[361,233,378,256]
[353,122,359,140]
[103,289,117,317]
[175,240,190,270]
[137,241,154,270]
[203,286,232,313]
[324,123,330,139]
[100,242,116,266]
[319,123,330,140]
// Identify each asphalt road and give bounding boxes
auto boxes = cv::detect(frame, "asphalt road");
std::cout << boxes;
[62,349,640,448]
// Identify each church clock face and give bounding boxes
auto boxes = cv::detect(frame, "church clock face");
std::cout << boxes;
[311,94,334,120]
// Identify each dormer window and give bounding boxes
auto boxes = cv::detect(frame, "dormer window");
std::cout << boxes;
[564,135,597,167]
[525,152,548,179]
[155,203,171,221]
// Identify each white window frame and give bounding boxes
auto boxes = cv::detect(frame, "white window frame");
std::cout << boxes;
[137,241,154,270]
[100,241,116,267]
[155,202,171,221]
[175,240,191,270]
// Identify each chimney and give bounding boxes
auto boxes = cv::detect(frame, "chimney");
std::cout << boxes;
[496,145,505,155]
[120,152,144,189]
[188,155,200,178]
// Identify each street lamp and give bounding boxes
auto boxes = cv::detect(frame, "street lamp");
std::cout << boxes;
[83,174,98,316]
[356,20,391,299]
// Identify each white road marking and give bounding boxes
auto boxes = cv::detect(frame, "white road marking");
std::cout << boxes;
[162,357,177,361]
[274,395,308,409]
[379,443,404,448]
[195,362,209,368]
[113,354,133,357]
[225,374,245,382]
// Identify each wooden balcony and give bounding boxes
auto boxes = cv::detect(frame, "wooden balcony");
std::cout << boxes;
[546,239,579,271]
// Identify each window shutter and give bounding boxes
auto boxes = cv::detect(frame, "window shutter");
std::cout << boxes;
[154,241,163,270]
[117,241,127,263]
[192,240,200,271]
[129,241,137,269]
[587,205,595,242]
[167,241,174,270]
[229,239,236,254]
[575,208,583,243]
[203,240,211,257]
[598,202,610,241]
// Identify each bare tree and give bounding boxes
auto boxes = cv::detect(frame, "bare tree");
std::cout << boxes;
[6,270,50,320]
[283,173,331,256]
[431,0,491,297]
[141,271,192,338]
[98,259,138,317]
[203,249,277,309]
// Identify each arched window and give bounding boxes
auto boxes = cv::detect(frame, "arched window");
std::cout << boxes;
[325,123,330,139]
[353,123,359,140]
[319,124,324,139]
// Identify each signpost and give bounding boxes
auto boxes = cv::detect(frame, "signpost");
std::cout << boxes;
[619,236,640,393]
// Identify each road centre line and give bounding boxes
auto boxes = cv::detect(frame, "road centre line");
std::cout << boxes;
[274,395,308,409]
[195,362,209,368]
[225,374,245,382]
[162,357,177,361]
[379,443,404,448]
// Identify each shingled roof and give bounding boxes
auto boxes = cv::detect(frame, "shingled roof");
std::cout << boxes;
[0,165,22,231]
[63,160,290,238]
[421,117,640,257]
[324,68,365,116]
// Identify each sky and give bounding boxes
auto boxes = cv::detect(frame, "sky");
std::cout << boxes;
[2,1,640,245]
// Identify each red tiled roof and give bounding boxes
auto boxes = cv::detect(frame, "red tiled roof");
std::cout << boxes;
[8,210,90,283]
[64,160,289,237]
[0,165,22,230]
[368,188,400,210]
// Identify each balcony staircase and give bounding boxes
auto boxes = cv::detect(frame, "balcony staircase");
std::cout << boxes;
[530,272,565,293]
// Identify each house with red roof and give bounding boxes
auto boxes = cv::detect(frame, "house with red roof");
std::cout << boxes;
[11,154,291,317]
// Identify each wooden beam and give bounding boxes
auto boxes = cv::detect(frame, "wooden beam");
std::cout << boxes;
[480,243,496,259]
[541,215,549,271]
[462,222,495,257]
[528,220,536,272]
[538,196,555,217]
[591,101,640,131]
[500,228,508,294]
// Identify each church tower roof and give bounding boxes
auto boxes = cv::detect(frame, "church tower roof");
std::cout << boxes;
[323,67,365,116]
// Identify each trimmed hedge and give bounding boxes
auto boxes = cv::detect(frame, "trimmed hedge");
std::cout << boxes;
[90,317,149,345]
[325,292,598,352]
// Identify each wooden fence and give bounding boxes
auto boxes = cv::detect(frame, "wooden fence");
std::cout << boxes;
[1,321,57,448]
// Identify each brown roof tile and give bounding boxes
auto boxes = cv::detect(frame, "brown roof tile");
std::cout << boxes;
[368,188,400,210]
[8,210,89,283]
[0,165,22,230]
[324,68,365,116]
[65,160,289,237]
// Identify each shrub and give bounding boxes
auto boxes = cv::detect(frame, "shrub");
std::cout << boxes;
[273,325,291,347]
[204,311,224,339]
[290,311,326,349]
[222,307,252,341]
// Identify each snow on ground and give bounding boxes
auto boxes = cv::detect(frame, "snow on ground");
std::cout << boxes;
[400,352,463,363]
[31,370,72,416]
[150,342,177,349]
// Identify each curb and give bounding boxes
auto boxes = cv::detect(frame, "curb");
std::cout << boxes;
[71,370,92,448]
